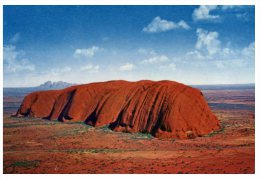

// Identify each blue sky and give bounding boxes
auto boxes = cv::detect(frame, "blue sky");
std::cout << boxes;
[3,5,255,87]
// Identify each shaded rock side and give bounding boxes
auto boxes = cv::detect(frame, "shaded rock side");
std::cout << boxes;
[15,80,220,139]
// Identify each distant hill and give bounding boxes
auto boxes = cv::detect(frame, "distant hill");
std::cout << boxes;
[38,81,75,89]
[4,81,76,97]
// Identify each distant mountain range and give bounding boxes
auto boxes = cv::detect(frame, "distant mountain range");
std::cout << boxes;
[4,81,76,97]
[38,81,75,89]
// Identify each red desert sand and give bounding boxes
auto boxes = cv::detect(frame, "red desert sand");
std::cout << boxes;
[14,80,220,139]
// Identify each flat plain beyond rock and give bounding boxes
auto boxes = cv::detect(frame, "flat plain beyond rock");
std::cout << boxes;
[14,80,220,139]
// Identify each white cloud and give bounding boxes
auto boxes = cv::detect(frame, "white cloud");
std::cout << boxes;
[10,33,21,44]
[185,50,207,60]
[143,16,190,33]
[74,46,101,58]
[212,58,248,69]
[195,28,221,55]
[222,47,233,56]
[177,20,190,30]
[119,63,135,71]
[184,42,255,69]
[4,45,35,73]
[182,26,254,69]
[242,42,255,58]
[141,55,170,64]
[80,64,100,73]
[192,5,219,21]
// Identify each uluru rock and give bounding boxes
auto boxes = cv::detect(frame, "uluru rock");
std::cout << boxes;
[14,80,220,139]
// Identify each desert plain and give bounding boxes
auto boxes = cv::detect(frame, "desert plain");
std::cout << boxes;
[3,85,255,174]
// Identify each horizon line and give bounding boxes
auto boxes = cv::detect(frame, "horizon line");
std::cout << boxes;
[3,80,255,88]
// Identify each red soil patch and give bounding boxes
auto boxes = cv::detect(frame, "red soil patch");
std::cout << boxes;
[3,109,254,174]
[15,80,220,139]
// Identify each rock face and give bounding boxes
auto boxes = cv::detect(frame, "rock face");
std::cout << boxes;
[15,80,220,139]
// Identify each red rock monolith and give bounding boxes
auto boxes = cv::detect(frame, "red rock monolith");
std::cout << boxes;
[15,80,220,139]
